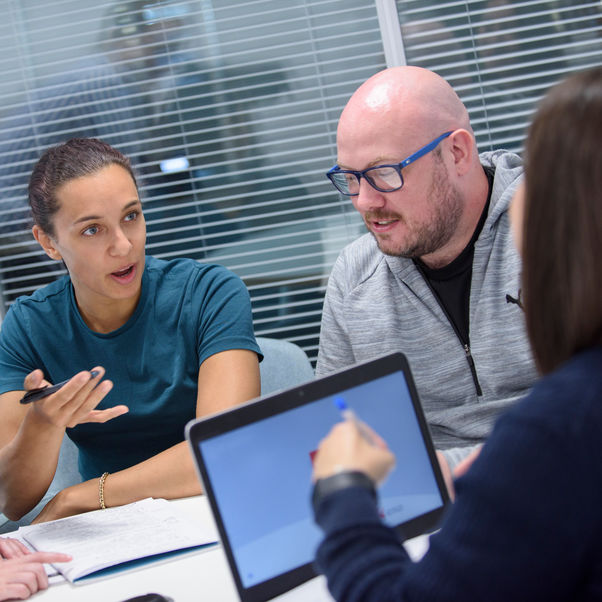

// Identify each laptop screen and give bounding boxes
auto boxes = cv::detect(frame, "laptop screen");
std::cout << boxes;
[190,356,446,596]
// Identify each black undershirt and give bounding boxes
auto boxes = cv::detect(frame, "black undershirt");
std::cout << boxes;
[414,166,495,345]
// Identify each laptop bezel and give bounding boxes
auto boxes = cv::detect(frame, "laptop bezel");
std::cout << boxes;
[186,352,450,602]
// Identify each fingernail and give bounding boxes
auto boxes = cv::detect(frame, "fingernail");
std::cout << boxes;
[89,370,99,379]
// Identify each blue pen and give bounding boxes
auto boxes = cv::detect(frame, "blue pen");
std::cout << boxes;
[333,396,376,445]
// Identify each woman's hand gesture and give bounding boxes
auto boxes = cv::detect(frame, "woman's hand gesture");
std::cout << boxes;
[24,367,128,429]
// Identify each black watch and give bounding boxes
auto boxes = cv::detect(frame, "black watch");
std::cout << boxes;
[312,470,376,514]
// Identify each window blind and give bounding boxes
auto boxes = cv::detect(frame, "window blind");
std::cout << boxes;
[390,0,602,152]
[0,0,385,363]
[1,0,599,364]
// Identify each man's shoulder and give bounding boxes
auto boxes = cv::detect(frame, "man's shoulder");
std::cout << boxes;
[339,232,378,259]
[333,233,392,286]
[479,150,523,193]
[479,149,522,171]
[479,150,523,224]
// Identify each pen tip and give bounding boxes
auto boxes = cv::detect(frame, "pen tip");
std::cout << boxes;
[333,396,347,411]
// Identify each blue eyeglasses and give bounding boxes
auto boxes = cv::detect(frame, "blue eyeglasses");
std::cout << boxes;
[326,131,453,196]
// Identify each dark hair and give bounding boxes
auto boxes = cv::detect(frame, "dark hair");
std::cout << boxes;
[28,137,137,237]
[523,66,602,374]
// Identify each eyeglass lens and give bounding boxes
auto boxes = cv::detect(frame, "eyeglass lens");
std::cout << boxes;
[364,166,402,192]
[332,165,402,195]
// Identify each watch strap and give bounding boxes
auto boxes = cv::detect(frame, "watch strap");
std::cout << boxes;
[312,470,376,514]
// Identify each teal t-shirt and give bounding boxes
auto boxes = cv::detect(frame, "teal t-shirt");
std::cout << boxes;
[0,256,261,480]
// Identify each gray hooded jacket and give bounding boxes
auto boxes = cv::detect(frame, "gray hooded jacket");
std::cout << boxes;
[316,150,538,468]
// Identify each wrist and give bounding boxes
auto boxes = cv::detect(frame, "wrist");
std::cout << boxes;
[22,406,65,438]
[312,470,376,514]
[61,480,100,515]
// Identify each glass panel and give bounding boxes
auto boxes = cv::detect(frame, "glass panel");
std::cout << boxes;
[395,0,602,152]
[0,0,386,363]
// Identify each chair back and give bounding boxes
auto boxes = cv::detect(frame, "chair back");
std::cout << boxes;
[257,336,315,395]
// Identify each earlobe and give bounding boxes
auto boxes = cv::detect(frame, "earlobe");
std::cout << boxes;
[32,225,62,261]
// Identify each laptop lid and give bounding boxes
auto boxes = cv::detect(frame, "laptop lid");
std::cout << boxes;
[185,352,450,602]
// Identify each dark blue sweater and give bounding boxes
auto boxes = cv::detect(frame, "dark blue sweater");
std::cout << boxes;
[315,346,602,601]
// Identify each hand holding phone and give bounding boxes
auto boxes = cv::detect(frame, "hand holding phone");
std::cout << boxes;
[17,368,128,428]
[20,370,99,404]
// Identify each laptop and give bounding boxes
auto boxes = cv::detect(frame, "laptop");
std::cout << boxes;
[185,352,450,602]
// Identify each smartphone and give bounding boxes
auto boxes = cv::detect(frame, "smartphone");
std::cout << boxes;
[118,594,174,602]
[19,370,99,404]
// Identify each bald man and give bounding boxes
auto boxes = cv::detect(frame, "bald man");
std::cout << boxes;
[316,67,537,470]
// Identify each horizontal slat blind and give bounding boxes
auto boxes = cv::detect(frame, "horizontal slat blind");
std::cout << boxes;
[0,0,386,362]
[394,0,602,152]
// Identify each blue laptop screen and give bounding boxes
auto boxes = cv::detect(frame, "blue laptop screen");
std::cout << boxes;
[197,369,443,588]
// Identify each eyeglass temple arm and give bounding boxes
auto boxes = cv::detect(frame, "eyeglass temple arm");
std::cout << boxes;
[400,131,453,168]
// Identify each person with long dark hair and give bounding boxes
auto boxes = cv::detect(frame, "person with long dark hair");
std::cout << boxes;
[312,66,602,601]
[0,138,261,523]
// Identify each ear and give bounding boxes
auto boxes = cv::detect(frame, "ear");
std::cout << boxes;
[32,225,62,261]
[447,129,474,177]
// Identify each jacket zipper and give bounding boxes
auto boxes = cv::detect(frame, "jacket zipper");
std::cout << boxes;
[463,343,483,397]
[414,263,484,397]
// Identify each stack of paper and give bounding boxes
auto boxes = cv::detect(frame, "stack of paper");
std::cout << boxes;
[17,498,218,583]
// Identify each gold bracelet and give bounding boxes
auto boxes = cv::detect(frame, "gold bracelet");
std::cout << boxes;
[99,472,109,510]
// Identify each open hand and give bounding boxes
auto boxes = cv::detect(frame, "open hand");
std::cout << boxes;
[24,367,128,428]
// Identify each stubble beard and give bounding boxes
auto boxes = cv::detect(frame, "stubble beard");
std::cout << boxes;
[370,158,463,259]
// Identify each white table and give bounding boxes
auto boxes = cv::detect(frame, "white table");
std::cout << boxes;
[16,496,331,602]
[15,496,428,602]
